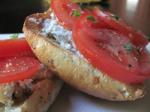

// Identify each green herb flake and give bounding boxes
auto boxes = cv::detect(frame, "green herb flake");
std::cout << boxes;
[146,35,150,41]
[110,14,120,21]
[114,15,120,20]
[71,9,81,17]
[87,15,96,22]
[10,33,19,39]
[123,43,133,52]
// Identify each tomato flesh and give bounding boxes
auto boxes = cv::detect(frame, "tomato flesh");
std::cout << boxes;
[73,13,150,84]
[51,0,81,29]
[93,8,148,46]
[0,38,35,58]
[52,0,150,84]
[0,57,40,83]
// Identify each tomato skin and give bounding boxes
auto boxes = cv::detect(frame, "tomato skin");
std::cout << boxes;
[51,0,81,29]
[0,38,35,58]
[52,0,150,83]
[73,13,149,84]
[0,57,40,83]
[93,8,148,46]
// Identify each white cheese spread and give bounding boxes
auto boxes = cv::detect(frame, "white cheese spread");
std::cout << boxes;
[41,13,82,56]
[5,106,21,112]
[146,43,150,54]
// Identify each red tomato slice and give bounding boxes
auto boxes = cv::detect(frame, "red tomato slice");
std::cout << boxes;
[73,12,150,84]
[0,57,40,83]
[0,38,35,58]
[51,0,81,29]
[93,8,148,46]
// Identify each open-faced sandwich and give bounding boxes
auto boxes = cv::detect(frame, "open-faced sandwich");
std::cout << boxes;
[0,38,62,112]
[23,0,150,101]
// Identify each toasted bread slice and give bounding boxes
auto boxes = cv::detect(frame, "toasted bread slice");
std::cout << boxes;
[23,11,145,101]
[0,67,62,112]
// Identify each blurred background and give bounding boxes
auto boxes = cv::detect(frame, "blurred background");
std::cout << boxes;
[0,0,149,36]
[0,0,45,33]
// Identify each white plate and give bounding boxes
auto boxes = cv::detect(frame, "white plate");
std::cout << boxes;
[0,33,24,40]
[49,82,150,112]
[1,34,150,112]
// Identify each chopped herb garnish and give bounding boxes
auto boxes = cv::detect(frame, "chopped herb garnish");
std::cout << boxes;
[71,9,81,17]
[10,33,19,39]
[123,43,132,52]
[114,15,120,20]
[110,14,120,20]
[146,35,150,41]
[87,15,96,22]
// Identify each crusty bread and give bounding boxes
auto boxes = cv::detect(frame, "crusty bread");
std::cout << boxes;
[23,11,145,101]
[0,67,62,112]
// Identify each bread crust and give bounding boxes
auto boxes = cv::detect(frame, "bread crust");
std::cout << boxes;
[0,67,62,112]
[23,12,145,101]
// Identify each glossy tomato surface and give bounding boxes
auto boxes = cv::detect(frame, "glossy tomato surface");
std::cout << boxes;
[0,57,40,83]
[52,0,150,84]
[73,12,150,84]
[0,38,35,58]
[51,0,81,29]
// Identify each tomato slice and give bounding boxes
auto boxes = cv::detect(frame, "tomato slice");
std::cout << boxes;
[93,8,148,46]
[51,0,81,29]
[0,57,40,83]
[73,12,150,84]
[51,0,150,83]
[0,38,35,58]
